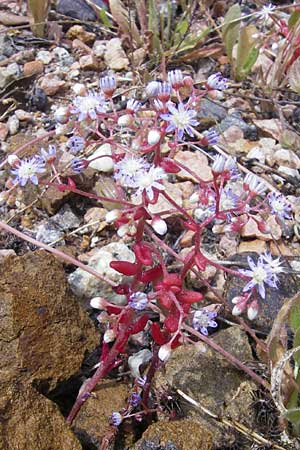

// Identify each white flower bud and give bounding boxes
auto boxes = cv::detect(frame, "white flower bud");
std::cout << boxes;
[232,305,243,316]
[103,329,116,343]
[117,114,133,127]
[7,154,21,168]
[147,129,161,146]
[247,306,258,320]
[158,343,172,362]
[117,224,129,237]
[54,106,70,124]
[151,217,167,235]
[105,209,120,223]
[90,297,107,310]
[189,192,199,203]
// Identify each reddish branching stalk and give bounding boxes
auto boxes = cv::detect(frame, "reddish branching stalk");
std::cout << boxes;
[66,325,130,424]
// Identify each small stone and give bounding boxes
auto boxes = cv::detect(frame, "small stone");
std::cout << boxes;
[92,40,106,58]
[175,150,212,182]
[278,165,300,179]
[222,125,244,143]
[7,114,19,135]
[219,235,238,257]
[104,38,129,71]
[219,114,258,140]
[198,97,227,121]
[51,204,81,231]
[241,216,282,241]
[238,239,267,254]
[23,60,44,77]
[52,47,74,67]
[40,74,66,96]
[247,146,266,164]
[66,25,96,44]
[35,220,64,244]
[36,50,52,64]
[84,207,107,232]
[68,242,135,300]
[147,181,183,217]
[72,82,86,95]
[79,54,99,71]
[57,0,107,21]
[7,62,21,77]
[0,67,16,89]
[253,118,282,140]
[273,148,300,169]
[0,122,8,140]
[87,143,113,172]
[14,109,33,121]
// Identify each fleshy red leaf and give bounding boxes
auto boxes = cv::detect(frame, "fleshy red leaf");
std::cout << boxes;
[134,242,153,266]
[110,261,139,276]
[138,265,163,282]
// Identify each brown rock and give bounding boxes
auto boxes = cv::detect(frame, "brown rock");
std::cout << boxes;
[273,148,300,169]
[23,60,44,77]
[222,125,244,143]
[175,150,212,182]
[154,327,256,448]
[253,118,282,140]
[14,109,33,121]
[104,38,129,71]
[0,384,82,450]
[219,235,238,257]
[0,251,98,390]
[41,185,72,214]
[73,380,131,448]
[0,122,8,140]
[241,216,282,241]
[147,181,183,217]
[84,207,107,232]
[238,239,267,254]
[132,420,212,450]
[66,25,96,44]
[79,54,100,71]
[40,74,66,96]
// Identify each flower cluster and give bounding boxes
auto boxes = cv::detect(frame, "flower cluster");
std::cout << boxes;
[3,68,294,435]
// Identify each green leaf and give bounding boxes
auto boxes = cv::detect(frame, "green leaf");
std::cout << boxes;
[241,46,259,76]
[235,24,257,81]
[174,27,210,54]
[294,327,300,366]
[175,19,189,36]
[288,11,300,29]
[222,4,241,61]
[284,408,300,424]
[290,302,300,332]
[98,8,112,28]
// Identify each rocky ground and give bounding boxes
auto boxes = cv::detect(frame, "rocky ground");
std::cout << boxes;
[1,1,300,449]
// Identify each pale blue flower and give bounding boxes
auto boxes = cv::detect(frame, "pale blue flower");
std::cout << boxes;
[11,156,46,186]
[161,102,198,140]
